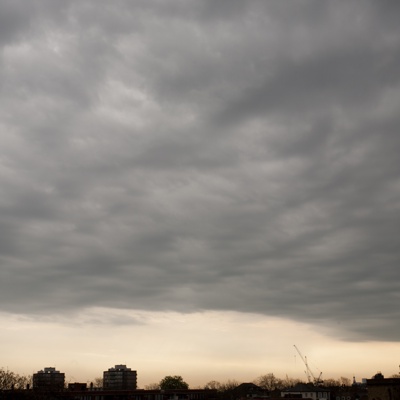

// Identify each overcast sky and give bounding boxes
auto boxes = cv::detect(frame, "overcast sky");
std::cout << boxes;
[1,0,400,386]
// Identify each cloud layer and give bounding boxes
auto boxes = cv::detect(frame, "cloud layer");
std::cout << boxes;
[1,1,400,341]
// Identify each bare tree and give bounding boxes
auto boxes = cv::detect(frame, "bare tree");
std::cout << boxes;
[281,375,303,388]
[204,381,222,390]
[145,382,161,390]
[320,377,351,387]
[321,378,341,387]
[0,368,32,390]
[340,377,351,386]
[219,380,240,391]
[88,377,103,389]
[254,373,284,391]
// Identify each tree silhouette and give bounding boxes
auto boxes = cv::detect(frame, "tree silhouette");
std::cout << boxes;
[159,376,189,390]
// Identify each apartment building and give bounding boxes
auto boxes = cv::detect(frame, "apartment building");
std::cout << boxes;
[32,367,65,390]
[103,364,137,390]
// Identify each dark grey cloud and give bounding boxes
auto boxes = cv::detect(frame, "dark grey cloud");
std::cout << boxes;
[0,0,399,341]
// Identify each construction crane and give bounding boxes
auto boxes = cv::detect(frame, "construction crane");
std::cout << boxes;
[293,345,323,385]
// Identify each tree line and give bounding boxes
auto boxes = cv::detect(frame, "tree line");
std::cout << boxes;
[144,373,354,391]
[2,367,398,392]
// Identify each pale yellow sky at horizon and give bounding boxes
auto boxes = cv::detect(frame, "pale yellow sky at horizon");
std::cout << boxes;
[1,309,399,387]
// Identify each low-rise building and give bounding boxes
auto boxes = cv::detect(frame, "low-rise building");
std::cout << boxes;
[233,382,269,399]
[68,383,87,391]
[282,383,330,400]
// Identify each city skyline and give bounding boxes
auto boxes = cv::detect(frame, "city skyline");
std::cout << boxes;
[1,361,395,389]
[3,310,399,387]
[1,0,399,388]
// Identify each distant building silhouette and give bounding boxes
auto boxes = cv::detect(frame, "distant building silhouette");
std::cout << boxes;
[233,382,269,399]
[281,383,330,400]
[367,373,400,400]
[68,382,87,391]
[103,364,137,390]
[32,367,65,390]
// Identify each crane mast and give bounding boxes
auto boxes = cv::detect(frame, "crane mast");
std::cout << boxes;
[293,345,322,385]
